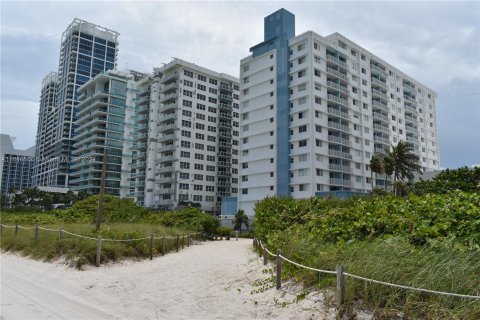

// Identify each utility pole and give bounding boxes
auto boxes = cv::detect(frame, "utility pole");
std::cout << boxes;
[96,147,107,231]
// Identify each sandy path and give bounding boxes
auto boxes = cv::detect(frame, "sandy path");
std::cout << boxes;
[1,239,335,320]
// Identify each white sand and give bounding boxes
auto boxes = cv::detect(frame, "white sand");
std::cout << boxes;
[1,239,336,320]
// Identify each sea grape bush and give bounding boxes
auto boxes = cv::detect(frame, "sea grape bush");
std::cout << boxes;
[254,190,480,251]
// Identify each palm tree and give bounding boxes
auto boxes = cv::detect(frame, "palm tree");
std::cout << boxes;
[234,209,249,232]
[384,141,422,194]
[370,154,384,190]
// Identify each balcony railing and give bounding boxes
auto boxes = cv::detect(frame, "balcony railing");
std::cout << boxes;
[327,94,348,106]
[326,67,348,80]
[373,135,390,145]
[372,100,388,112]
[329,178,351,186]
[405,105,418,114]
[405,115,417,123]
[326,54,348,68]
[373,124,390,133]
[328,149,352,159]
[370,64,387,76]
[371,89,388,99]
[373,112,389,122]
[403,82,416,92]
[329,164,352,173]
[371,77,387,88]
[403,95,416,103]
[327,81,348,94]
[328,121,350,133]
[328,107,349,120]
[328,135,351,146]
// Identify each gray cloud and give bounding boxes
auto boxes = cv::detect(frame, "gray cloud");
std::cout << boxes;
[1,1,479,168]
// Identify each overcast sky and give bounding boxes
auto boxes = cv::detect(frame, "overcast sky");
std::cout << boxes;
[1,1,479,168]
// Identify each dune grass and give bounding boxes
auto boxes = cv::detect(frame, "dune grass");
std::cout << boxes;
[268,237,480,319]
[1,223,198,268]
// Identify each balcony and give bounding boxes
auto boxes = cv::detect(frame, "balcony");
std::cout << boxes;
[371,89,388,99]
[328,107,349,120]
[218,131,232,138]
[373,124,390,133]
[371,77,387,89]
[218,122,232,129]
[372,100,389,112]
[160,82,177,94]
[405,115,417,123]
[373,135,390,145]
[373,112,389,122]
[405,105,418,114]
[328,135,351,146]
[327,81,348,94]
[328,149,352,159]
[326,67,348,81]
[374,147,386,154]
[158,134,177,143]
[160,74,179,84]
[327,94,348,107]
[219,94,233,102]
[328,121,350,133]
[403,82,416,92]
[329,178,351,187]
[158,123,178,133]
[159,112,177,123]
[132,161,146,169]
[220,84,233,93]
[219,103,232,111]
[159,103,177,113]
[406,125,419,134]
[370,64,387,76]
[158,144,176,153]
[403,95,416,103]
[160,92,178,104]
[156,155,176,163]
[219,112,232,119]
[329,163,352,173]
[326,54,348,68]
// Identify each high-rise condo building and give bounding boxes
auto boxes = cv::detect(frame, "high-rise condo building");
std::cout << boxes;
[0,134,35,194]
[131,59,240,212]
[238,9,440,215]
[33,19,119,189]
[70,70,144,197]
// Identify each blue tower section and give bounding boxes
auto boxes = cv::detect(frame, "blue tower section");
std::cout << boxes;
[250,9,295,196]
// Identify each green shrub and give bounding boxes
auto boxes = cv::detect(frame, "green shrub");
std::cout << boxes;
[217,226,233,236]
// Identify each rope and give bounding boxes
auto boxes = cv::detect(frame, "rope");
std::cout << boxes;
[17,226,34,230]
[343,272,480,300]
[280,255,337,275]
[255,239,480,300]
[1,224,16,228]
[61,230,98,240]
[37,227,58,232]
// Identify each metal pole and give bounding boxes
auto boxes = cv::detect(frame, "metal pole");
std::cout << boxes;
[96,148,107,231]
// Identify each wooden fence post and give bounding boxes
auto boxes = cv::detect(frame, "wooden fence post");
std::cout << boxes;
[276,249,282,289]
[59,227,63,254]
[336,264,345,308]
[182,235,184,249]
[96,237,102,267]
[34,225,39,241]
[162,236,166,256]
[15,223,19,235]
[149,234,154,260]
[187,234,190,247]
[236,231,238,241]
[176,235,179,252]
[1,224,3,235]
[263,245,268,265]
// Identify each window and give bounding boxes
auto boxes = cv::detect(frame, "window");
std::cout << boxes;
[181,130,191,138]
[299,97,307,105]
[196,113,205,120]
[197,94,206,101]
[197,103,206,110]
[243,65,249,72]
[194,174,204,180]
[298,83,306,91]
[197,84,206,91]
[316,169,323,176]
[180,162,190,169]
[181,141,191,148]
[181,151,190,158]
[297,42,305,51]
[314,69,321,77]
[242,188,248,195]
[242,163,248,169]
[179,183,189,190]
[198,74,206,82]
[184,70,193,78]
[299,154,307,162]
[338,41,347,49]
[298,70,306,78]
[194,153,204,160]
[194,163,204,170]
[206,186,215,192]
[206,175,215,182]
[193,195,202,202]
[299,140,307,147]
[194,184,203,191]
[298,56,306,64]
[298,125,307,133]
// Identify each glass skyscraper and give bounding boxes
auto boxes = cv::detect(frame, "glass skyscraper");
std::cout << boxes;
[33,19,119,188]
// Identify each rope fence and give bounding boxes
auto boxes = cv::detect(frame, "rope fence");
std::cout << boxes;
[253,238,480,309]
[1,223,202,267]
